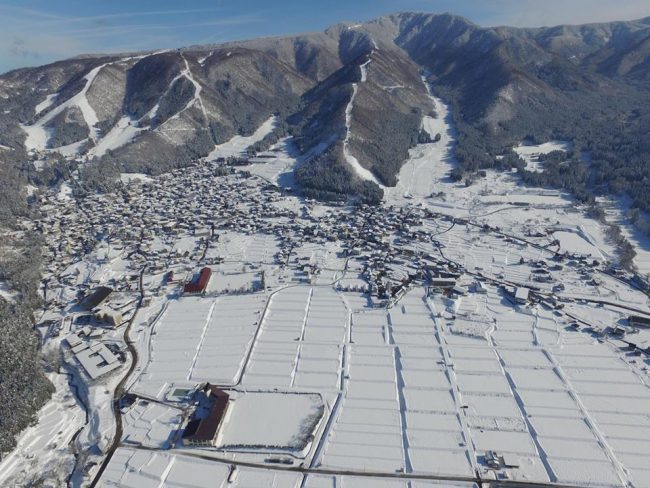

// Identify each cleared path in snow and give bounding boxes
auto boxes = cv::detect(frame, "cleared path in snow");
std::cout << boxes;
[384,77,457,204]
[342,57,384,187]
[22,63,109,151]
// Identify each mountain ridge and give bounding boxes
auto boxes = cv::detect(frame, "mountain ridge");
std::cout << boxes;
[0,11,649,206]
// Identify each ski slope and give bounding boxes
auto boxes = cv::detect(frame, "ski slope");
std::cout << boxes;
[89,116,143,158]
[206,116,277,160]
[342,58,383,187]
[22,63,108,152]
[384,78,457,204]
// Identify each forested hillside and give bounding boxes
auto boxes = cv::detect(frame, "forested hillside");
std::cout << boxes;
[0,149,54,456]
[386,13,650,216]
[1,13,649,209]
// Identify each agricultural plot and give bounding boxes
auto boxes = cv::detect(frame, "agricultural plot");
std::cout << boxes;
[102,448,232,487]
[241,286,347,390]
[447,290,649,486]
[102,447,479,488]
[121,401,184,449]
[553,230,604,259]
[132,294,266,398]
[205,267,262,295]
[217,391,324,455]
[320,291,476,476]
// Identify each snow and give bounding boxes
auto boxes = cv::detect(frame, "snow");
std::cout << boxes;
[384,80,455,203]
[241,286,347,391]
[235,135,335,189]
[132,294,266,399]
[480,193,569,206]
[103,448,232,487]
[54,139,87,157]
[0,280,16,301]
[19,81,650,487]
[32,158,45,170]
[57,182,73,201]
[153,55,209,129]
[181,55,208,124]
[596,195,650,275]
[0,371,85,487]
[217,391,324,453]
[554,230,604,259]
[20,122,50,153]
[90,116,143,158]
[120,173,152,183]
[0,143,12,150]
[197,51,213,65]
[515,140,572,157]
[34,93,57,115]
[103,445,478,488]
[359,59,370,83]
[514,140,573,173]
[121,401,183,448]
[342,59,383,187]
[22,63,109,152]
[206,115,277,160]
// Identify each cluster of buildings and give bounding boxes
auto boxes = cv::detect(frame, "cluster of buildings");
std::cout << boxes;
[33,157,650,392]
[65,331,124,380]
[78,286,135,327]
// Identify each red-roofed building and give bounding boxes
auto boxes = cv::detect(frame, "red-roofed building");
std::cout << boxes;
[182,384,230,447]
[183,267,212,294]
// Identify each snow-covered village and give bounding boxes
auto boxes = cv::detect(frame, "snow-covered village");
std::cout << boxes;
[2,86,650,488]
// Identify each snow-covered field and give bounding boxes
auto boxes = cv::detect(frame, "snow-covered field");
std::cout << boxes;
[206,231,280,264]
[104,281,650,486]
[102,447,477,487]
[218,391,324,453]
[122,401,184,449]
[132,294,266,399]
[554,229,604,259]
[241,286,347,391]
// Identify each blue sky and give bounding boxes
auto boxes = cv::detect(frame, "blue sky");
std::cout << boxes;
[1,0,649,73]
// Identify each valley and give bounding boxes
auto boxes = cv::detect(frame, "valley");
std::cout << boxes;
[0,10,650,488]
[2,95,650,488]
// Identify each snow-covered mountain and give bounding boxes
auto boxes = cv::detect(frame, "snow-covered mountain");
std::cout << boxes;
[1,12,649,201]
